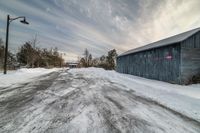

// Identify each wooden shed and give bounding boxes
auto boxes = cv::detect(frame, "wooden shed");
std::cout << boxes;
[117,28,200,84]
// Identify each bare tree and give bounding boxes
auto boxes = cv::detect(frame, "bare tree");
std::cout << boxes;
[79,49,93,67]
[29,35,40,68]
[84,48,89,67]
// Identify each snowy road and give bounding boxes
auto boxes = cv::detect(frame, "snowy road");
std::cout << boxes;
[0,69,200,133]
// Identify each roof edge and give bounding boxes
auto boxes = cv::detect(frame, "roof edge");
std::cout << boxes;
[118,27,200,57]
[118,41,180,57]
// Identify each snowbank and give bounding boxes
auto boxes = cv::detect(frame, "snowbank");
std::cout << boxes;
[69,68,200,122]
[0,68,61,88]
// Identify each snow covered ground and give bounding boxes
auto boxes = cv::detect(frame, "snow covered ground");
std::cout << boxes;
[0,67,200,132]
[0,68,62,88]
[70,68,200,122]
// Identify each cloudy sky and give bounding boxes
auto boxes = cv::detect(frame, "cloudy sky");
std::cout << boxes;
[0,0,200,61]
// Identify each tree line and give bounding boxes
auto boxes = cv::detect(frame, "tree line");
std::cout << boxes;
[0,38,16,70]
[0,36,118,70]
[78,48,118,70]
[0,37,64,70]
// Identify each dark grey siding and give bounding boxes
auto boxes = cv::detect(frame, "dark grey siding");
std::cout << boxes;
[117,44,181,83]
[180,31,200,84]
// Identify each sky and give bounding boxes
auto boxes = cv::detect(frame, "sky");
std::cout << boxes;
[0,0,200,61]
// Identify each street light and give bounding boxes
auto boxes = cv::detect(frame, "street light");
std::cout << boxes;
[4,15,29,74]
[20,18,29,25]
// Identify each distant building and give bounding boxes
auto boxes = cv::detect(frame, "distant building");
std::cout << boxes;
[117,28,200,84]
[66,62,78,68]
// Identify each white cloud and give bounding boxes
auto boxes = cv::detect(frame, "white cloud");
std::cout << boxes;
[46,7,51,12]
[117,0,200,52]
[0,0,200,60]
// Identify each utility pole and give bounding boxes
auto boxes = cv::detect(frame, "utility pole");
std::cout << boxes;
[3,15,10,74]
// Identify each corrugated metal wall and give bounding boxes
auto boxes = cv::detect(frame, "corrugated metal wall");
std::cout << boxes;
[117,44,181,83]
[180,31,200,84]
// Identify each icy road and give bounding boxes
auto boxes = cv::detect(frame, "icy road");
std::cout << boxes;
[0,69,200,133]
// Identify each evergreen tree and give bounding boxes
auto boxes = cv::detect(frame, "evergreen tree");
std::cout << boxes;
[0,38,17,69]
[0,38,4,69]
[106,49,118,70]
[17,43,64,68]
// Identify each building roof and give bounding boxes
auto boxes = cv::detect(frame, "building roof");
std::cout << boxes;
[66,62,78,65]
[119,27,200,57]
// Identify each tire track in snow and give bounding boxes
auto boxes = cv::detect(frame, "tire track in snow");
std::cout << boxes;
[0,70,200,133]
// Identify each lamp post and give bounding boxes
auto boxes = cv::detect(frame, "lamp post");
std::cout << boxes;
[4,15,29,74]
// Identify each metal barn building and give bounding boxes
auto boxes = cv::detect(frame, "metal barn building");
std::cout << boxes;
[117,28,200,84]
